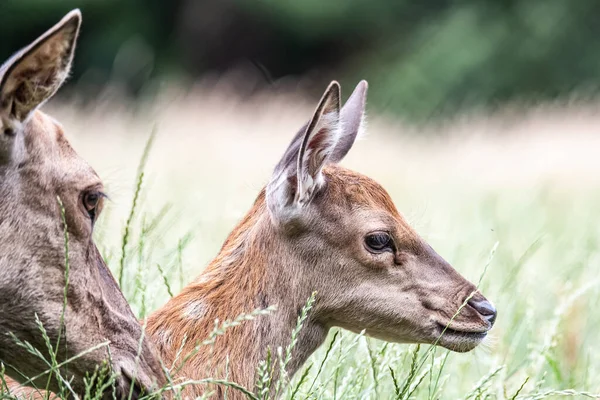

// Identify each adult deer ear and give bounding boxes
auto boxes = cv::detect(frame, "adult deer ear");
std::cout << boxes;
[0,10,81,125]
[267,81,342,222]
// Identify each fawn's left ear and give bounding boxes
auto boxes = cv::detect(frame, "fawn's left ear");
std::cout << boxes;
[0,9,81,124]
[267,80,369,223]
[330,80,368,162]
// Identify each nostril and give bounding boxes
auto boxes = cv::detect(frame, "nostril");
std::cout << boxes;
[468,298,497,324]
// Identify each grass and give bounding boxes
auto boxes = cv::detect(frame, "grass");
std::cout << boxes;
[3,88,600,398]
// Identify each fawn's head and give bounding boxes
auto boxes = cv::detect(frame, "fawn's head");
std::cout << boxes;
[266,81,496,352]
[0,11,163,396]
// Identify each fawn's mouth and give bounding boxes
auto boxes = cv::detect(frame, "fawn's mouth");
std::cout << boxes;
[434,322,488,352]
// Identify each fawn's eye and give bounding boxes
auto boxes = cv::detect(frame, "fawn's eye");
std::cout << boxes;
[365,232,394,253]
[82,191,102,221]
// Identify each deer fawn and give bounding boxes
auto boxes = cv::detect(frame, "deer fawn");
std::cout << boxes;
[0,10,164,397]
[146,81,497,398]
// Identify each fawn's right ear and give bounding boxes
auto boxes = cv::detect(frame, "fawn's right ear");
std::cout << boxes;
[266,81,341,224]
[0,10,81,165]
[266,80,369,225]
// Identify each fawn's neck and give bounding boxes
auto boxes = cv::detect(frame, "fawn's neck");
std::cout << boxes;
[147,192,328,397]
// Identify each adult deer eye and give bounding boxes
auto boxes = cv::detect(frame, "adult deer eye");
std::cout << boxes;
[82,191,102,221]
[365,232,394,253]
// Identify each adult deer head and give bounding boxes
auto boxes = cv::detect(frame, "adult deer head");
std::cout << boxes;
[265,80,497,353]
[0,10,164,397]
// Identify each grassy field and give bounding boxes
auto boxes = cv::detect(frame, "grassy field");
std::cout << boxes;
[4,86,600,399]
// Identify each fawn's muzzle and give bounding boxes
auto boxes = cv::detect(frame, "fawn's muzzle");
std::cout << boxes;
[467,298,497,326]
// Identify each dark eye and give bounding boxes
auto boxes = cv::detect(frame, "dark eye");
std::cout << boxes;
[83,191,102,221]
[365,232,394,253]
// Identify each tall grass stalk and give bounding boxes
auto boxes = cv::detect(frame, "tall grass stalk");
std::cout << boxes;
[274,292,317,398]
[5,120,600,399]
[118,127,157,288]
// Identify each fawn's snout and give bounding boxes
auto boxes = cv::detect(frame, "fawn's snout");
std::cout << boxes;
[468,297,497,326]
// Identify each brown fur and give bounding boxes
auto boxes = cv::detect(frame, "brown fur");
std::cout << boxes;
[8,81,495,399]
[0,11,164,397]
[145,82,496,398]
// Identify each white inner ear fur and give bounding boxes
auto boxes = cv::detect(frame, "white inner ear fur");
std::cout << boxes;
[355,113,368,142]
[296,110,342,206]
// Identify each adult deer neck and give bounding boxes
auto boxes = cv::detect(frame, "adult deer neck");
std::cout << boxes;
[147,190,329,397]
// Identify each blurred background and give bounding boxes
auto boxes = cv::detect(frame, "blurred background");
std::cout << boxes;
[3,0,600,120]
[3,1,600,397]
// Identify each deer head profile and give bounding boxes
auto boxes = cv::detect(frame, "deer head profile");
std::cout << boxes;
[0,10,164,398]
[146,80,497,398]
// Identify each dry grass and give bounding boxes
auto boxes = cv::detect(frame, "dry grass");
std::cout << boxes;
[19,86,600,398]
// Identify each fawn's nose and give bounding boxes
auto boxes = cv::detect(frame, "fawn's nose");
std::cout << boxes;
[468,298,497,326]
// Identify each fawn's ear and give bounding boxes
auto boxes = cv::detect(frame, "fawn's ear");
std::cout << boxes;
[267,81,342,222]
[0,10,81,125]
[330,80,368,162]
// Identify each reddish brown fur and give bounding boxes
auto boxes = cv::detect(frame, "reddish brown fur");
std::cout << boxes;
[145,167,460,398]
[144,81,495,399]
[147,189,271,393]
[8,81,495,399]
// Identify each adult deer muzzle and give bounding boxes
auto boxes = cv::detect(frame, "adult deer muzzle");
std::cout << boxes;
[0,10,164,397]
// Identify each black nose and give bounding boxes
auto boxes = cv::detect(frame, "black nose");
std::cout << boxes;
[468,298,497,325]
